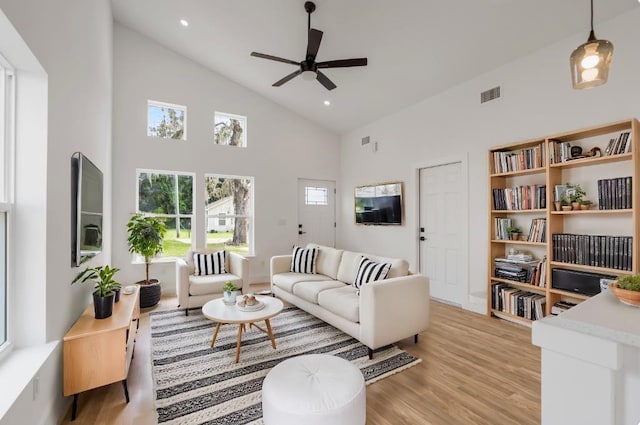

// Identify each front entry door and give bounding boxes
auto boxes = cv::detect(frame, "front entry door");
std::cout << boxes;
[419,162,464,305]
[297,179,336,247]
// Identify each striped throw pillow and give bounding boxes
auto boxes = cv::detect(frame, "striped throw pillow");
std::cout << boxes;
[290,246,318,274]
[353,257,391,290]
[193,251,226,276]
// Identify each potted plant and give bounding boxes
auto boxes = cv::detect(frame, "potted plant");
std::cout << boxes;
[609,274,640,307]
[72,265,122,319]
[565,183,586,210]
[580,199,593,210]
[506,226,521,241]
[223,281,239,305]
[127,214,166,308]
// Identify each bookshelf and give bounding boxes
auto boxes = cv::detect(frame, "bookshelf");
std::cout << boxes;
[488,118,640,325]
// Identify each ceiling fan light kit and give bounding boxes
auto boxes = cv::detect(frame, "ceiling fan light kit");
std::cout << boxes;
[570,0,613,89]
[250,1,367,91]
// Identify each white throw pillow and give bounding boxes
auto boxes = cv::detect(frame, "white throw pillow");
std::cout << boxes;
[193,251,226,276]
[290,246,318,274]
[353,256,391,290]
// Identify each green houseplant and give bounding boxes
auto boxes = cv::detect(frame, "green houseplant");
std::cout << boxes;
[506,226,521,240]
[565,182,586,210]
[73,265,121,319]
[610,274,640,307]
[223,281,238,305]
[127,214,166,308]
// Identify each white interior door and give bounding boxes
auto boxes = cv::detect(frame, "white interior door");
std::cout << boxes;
[297,179,336,247]
[419,162,464,305]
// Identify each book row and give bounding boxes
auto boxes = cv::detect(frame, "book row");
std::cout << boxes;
[604,131,633,156]
[494,256,547,287]
[597,177,632,210]
[492,185,547,211]
[551,233,633,271]
[492,143,545,174]
[527,218,546,243]
[491,283,546,320]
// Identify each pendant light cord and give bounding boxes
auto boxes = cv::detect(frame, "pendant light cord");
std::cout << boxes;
[590,0,594,32]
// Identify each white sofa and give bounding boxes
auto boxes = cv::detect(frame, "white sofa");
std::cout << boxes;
[176,249,249,315]
[270,244,430,358]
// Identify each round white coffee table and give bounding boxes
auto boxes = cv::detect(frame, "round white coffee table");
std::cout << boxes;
[202,295,284,363]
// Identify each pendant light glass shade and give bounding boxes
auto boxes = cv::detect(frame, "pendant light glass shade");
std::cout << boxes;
[570,0,613,90]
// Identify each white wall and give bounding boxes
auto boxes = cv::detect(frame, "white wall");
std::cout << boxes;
[338,9,640,312]
[0,0,113,423]
[112,24,340,289]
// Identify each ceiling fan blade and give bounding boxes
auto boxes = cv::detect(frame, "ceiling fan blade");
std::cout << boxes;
[273,69,303,87]
[306,29,323,61]
[316,58,368,68]
[251,52,299,66]
[315,70,337,91]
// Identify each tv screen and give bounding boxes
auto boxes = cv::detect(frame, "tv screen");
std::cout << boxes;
[355,182,403,225]
[71,152,103,266]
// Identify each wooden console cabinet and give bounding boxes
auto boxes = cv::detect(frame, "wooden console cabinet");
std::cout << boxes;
[63,286,140,420]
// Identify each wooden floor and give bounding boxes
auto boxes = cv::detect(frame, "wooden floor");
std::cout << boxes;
[59,286,540,425]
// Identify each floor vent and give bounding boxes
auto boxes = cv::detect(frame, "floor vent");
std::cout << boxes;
[481,86,501,104]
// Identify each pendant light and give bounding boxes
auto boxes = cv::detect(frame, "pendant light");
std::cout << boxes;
[570,0,613,89]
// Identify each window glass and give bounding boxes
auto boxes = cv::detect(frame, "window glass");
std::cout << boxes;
[137,170,194,258]
[305,187,328,205]
[147,100,186,140]
[213,112,247,147]
[205,175,253,255]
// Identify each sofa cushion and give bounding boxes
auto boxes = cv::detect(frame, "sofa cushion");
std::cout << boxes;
[353,257,391,289]
[188,273,242,296]
[306,244,343,280]
[272,272,330,293]
[365,254,409,279]
[317,286,360,323]
[193,251,226,276]
[290,246,318,274]
[292,280,346,304]
[336,251,363,285]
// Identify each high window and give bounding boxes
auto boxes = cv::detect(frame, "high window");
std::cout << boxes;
[137,170,194,258]
[0,58,14,351]
[205,175,253,255]
[213,112,247,147]
[147,100,187,140]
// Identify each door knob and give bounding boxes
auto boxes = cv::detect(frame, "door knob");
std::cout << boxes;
[420,236,426,241]
[298,231,307,235]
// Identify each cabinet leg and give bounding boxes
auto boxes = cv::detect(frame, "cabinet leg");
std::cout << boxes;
[122,380,130,403]
[71,394,78,421]
[414,334,419,344]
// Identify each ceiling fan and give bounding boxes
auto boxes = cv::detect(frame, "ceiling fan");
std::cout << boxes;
[250,1,367,91]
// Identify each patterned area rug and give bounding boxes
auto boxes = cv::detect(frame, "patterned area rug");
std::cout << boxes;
[150,306,421,425]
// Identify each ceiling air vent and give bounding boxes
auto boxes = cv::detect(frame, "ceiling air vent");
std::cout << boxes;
[361,136,370,146]
[481,86,501,104]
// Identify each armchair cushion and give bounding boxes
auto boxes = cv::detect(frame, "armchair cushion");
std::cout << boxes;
[189,273,242,296]
[193,251,226,276]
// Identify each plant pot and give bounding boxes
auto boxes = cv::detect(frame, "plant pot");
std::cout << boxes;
[580,204,591,210]
[138,279,162,308]
[509,233,520,241]
[114,287,121,303]
[93,293,115,319]
[554,201,562,211]
[561,206,572,211]
[223,290,238,305]
[572,202,581,210]
[609,283,640,307]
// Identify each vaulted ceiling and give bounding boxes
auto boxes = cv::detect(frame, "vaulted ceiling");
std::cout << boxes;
[112,0,637,134]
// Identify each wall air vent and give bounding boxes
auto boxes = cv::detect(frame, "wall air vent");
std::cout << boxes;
[361,136,370,146]
[480,86,501,104]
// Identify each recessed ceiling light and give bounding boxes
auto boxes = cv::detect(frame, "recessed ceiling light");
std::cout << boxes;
[180,19,189,27]
[323,100,331,106]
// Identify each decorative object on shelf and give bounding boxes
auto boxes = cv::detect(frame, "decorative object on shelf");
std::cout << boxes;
[72,265,121,319]
[506,226,521,240]
[609,275,640,307]
[127,214,166,308]
[580,199,593,210]
[223,281,239,305]
[564,182,586,210]
[570,146,583,159]
[570,0,613,89]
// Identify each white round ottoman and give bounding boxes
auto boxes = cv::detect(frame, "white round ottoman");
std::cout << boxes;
[262,354,366,425]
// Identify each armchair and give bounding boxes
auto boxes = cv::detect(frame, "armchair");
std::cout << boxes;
[176,249,249,315]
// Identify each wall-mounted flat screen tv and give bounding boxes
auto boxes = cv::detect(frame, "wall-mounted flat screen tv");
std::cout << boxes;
[355,182,403,225]
[71,152,103,267]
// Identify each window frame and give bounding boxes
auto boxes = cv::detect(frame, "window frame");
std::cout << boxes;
[0,56,15,358]
[204,173,254,256]
[213,111,247,148]
[135,169,195,260]
[147,99,188,141]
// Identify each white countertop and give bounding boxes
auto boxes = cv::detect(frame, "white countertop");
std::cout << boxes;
[541,290,640,348]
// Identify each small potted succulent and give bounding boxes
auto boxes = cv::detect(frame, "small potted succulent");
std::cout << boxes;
[506,226,521,241]
[223,281,239,305]
[609,274,640,307]
[72,265,122,319]
[580,199,593,210]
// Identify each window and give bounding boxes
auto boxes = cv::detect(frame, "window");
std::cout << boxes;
[205,175,253,255]
[305,186,328,206]
[137,170,194,258]
[0,59,14,351]
[213,112,247,147]
[147,100,186,140]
